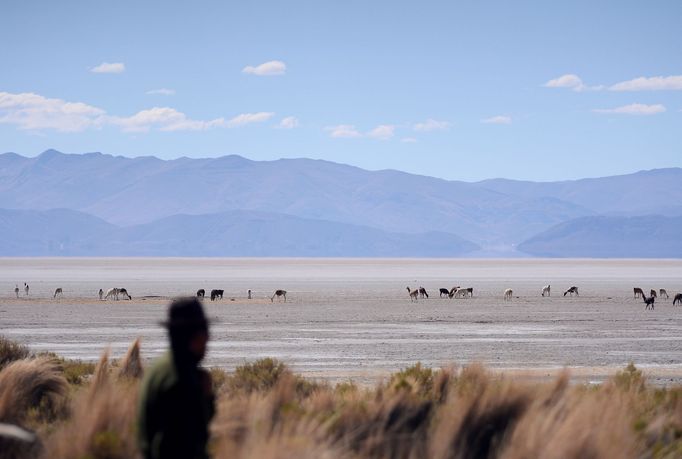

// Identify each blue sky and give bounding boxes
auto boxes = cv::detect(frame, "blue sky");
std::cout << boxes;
[1,0,681,181]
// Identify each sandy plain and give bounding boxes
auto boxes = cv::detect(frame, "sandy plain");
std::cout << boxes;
[1,258,681,385]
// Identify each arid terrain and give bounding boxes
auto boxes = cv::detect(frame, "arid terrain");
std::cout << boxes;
[2,258,681,385]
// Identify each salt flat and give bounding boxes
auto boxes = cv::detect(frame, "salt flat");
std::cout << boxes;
[1,258,681,385]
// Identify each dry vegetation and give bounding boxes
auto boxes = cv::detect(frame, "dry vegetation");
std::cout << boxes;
[1,336,682,459]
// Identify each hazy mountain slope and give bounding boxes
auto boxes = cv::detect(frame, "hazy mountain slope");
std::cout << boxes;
[0,208,116,255]
[0,208,479,257]
[478,168,682,216]
[517,215,682,258]
[0,150,592,246]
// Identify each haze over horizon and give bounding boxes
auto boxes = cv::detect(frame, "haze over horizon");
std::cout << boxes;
[2,1,681,182]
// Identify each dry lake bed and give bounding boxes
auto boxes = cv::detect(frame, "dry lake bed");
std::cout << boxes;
[1,258,681,385]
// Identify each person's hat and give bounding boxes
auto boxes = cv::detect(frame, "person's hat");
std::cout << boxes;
[160,297,209,330]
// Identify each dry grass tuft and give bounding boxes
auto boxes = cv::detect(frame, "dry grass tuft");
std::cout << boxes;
[0,336,31,371]
[118,338,143,380]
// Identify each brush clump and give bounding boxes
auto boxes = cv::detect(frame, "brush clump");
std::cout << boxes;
[2,335,682,459]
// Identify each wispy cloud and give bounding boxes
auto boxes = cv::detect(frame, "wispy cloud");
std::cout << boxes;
[413,118,450,131]
[367,125,395,140]
[146,88,176,96]
[593,103,666,116]
[0,91,274,133]
[277,116,299,129]
[325,124,362,138]
[481,115,512,124]
[609,75,682,91]
[242,60,286,76]
[544,74,586,91]
[90,62,125,74]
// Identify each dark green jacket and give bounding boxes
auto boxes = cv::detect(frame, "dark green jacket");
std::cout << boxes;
[137,352,215,459]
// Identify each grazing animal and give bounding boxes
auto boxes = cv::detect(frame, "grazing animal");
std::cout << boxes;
[542,285,551,297]
[271,289,287,302]
[644,296,655,310]
[53,288,63,298]
[466,287,474,298]
[650,289,657,299]
[673,293,682,306]
[98,288,104,300]
[197,289,205,298]
[210,289,224,301]
[14,285,19,298]
[24,283,29,296]
[659,289,669,299]
[118,288,132,300]
[439,288,450,298]
[406,287,419,302]
[633,287,644,299]
[563,286,579,297]
[419,287,429,299]
[448,286,460,298]
[504,288,513,301]
[105,288,120,300]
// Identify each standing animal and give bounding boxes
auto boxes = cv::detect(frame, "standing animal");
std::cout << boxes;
[14,285,19,298]
[98,289,104,300]
[118,288,132,300]
[248,289,252,299]
[24,283,29,296]
[659,289,669,299]
[419,287,429,299]
[650,289,657,299]
[53,288,63,298]
[439,288,450,298]
[271,289,287,302]
[465,287,474,297]
[406,287,419,302]
[563,286,579,297]
[210,289,224,301]
[542,285,551,297]
[197,289,205,298]
[105,288,120,300]
[633,287,644,299]
[644,296,655,310]
[448,286,460,298]
[673,293,682,306]
[504,288,513,301]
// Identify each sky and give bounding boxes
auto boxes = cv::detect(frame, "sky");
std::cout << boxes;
[1,0,681,181]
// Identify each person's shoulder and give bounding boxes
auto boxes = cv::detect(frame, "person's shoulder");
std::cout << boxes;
[143,352,178,388]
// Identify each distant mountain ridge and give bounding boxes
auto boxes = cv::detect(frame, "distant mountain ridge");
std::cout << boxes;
[1,149,681,257]
[0,208,478,257]
[518,215,682,258]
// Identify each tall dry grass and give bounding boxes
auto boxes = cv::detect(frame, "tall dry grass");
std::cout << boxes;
[2,336,682,459]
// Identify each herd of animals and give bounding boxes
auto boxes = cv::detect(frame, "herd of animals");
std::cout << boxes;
[10,282,682,309]
[406,284,682,310]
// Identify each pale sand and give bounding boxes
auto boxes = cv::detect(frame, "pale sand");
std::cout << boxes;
[1,258,681,385]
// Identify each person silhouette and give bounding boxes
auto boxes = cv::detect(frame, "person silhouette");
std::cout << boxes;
[137,298,214,459]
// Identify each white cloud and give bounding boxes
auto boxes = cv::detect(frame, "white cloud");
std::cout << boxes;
[0,91,106,132]
[90,62,125,74]
[242,60,286,76]
[146,88,176,96]
[609,75,682,91]
[367,124,395,140]
[225,112,275,127]
[401,137,417,143]
[413,118,450,131]
[277,116,299,129]
[481,115,512,124]
[544,74,585,91]
[0,91,275,133]
[325,124,362,138]
[592,103,666,116]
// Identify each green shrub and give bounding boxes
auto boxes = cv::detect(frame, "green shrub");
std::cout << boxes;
[0,336,30,370]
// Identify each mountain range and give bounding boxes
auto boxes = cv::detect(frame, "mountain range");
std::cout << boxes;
[1,149,680,257]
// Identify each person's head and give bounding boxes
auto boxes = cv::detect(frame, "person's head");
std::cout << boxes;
[163,297,209,363]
